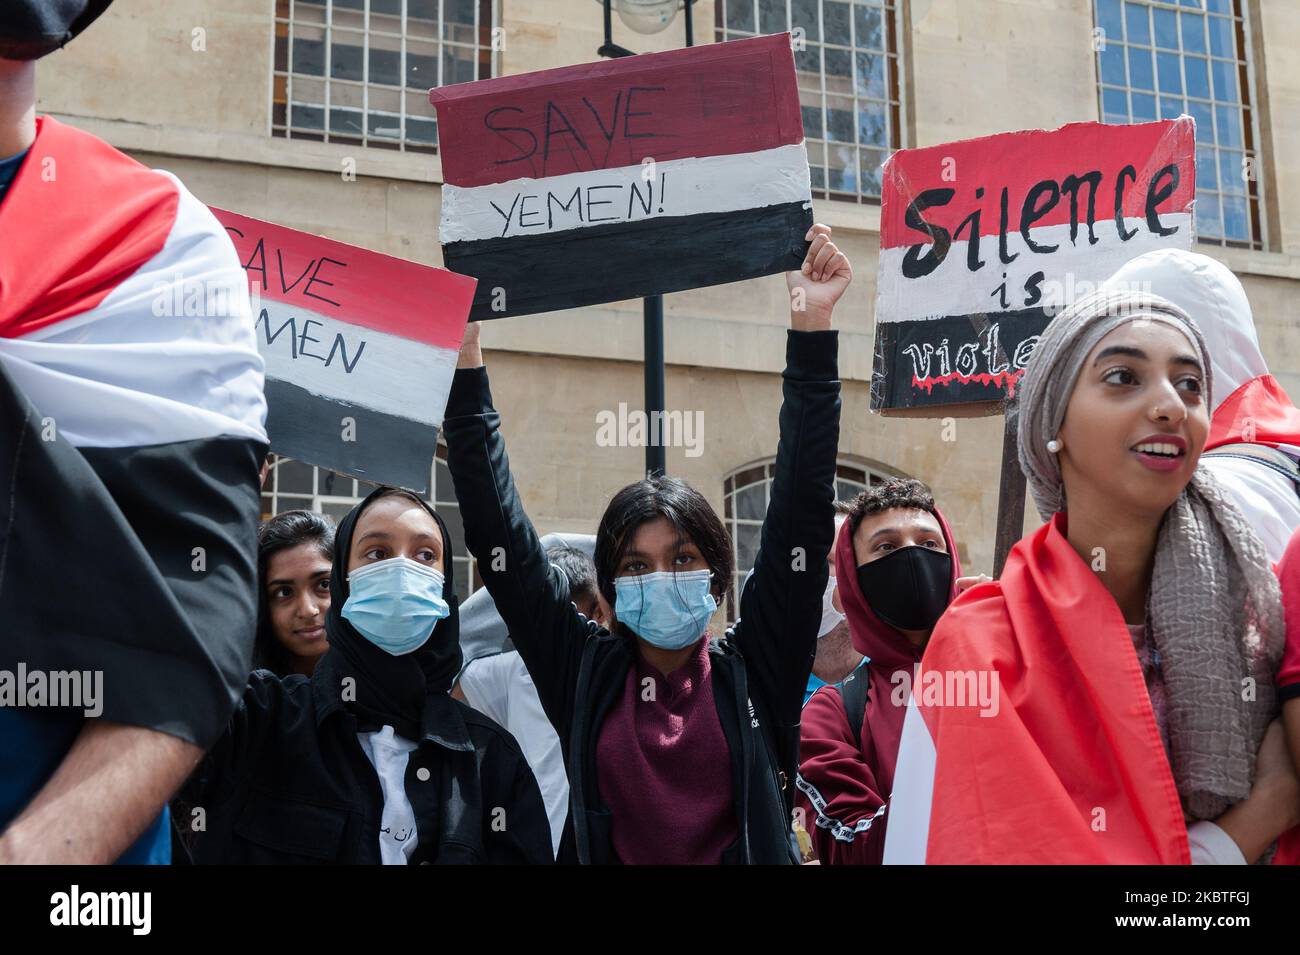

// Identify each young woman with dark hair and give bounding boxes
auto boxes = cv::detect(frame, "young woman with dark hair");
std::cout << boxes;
[886,289,1300,865]
[444,225,851,864]
[182,487,553,864]
[253,510,335,677]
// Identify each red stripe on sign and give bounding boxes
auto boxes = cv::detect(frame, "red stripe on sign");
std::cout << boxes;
[878,119,1195,251]
[212,208,476,351]
[429,33,803,188]
[0,117,178,340]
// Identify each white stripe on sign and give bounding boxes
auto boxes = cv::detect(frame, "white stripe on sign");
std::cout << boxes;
[881,703,937,865]
[875,213,1194,324]
[254,302,456,428]
[439,142,812,244]
[0,172,268,449]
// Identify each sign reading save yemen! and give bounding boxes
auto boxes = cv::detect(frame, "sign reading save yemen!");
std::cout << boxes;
[871,118,1195,416]
[430,33,814,320]
[213,208,476,493]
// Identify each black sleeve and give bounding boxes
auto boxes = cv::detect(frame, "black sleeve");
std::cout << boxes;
[442,366,594,747]
[482,740,555,865]
[733,330,840,751]
[181,671,280,814]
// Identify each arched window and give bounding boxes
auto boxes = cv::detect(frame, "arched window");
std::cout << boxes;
[722,459,890,620]
[261,445,479,601]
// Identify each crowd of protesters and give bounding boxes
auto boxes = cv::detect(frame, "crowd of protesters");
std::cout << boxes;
[5,1,1300,866]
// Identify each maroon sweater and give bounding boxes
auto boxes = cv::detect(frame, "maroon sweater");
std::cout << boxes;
[594,637,737,864]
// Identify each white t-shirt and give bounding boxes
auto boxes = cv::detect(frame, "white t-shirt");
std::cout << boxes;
[356,724,420,865]
[1202,443,1300,565]
[459,651,568,854]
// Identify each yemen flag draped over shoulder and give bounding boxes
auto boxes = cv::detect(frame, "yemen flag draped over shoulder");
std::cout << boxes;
[883,515,1192,864]
[0,117,268,748]
[430,33,813,320]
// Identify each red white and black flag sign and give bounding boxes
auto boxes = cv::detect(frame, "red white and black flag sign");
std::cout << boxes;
[430,33,813,320]
[871,118,1196,414]
[213,209,476,493]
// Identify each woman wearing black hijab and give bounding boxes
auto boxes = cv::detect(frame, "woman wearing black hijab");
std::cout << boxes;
[181,487,553,864]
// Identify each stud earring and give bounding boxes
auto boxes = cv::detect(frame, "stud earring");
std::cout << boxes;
[1046,439,1062,453]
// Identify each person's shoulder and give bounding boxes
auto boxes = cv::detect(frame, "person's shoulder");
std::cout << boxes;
[800,683,851,734]
[1280,527,1300,587]
[241,668,315,722]
[455,697,527,757]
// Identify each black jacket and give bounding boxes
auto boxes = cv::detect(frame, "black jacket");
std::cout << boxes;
[181,652,553,864]
[442,329,840,864]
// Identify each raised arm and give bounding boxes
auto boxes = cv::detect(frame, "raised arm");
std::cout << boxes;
[734,225,847,750]
[442,324,593,739]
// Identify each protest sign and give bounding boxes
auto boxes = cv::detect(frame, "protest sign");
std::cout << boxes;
[429,33,812,320]
[213,208,476,492]
[871,118,1196,416]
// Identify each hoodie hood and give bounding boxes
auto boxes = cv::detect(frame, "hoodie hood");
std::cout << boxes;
[1101,247,1266,409]
[833,503,963,672]
[1101,247,1300,451]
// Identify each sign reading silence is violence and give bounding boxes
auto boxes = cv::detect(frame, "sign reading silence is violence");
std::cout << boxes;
[429,33,814,319]
[213,208,476,493]
[872,118,1195,416]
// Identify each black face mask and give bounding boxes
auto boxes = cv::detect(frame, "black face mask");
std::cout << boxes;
[0,1,113,61]
[855,545,953,632]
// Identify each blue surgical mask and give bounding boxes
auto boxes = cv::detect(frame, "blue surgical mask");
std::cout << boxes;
[614,569,717,650]
[341,557,450,656]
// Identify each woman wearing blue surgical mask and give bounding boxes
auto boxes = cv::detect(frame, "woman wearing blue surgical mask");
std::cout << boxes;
[444,225,850,864]
[179,488,553,864]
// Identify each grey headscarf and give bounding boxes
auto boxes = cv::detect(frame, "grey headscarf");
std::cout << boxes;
[1014,288,1284,821]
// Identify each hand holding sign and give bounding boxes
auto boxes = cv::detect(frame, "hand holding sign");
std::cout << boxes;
[788,224,853,331]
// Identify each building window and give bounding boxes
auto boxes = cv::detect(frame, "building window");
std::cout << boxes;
[272,0,495,152]
[716,0,904,202]
[722,460,887,620]
[1093,0,1263,248]
[261,446,479,602]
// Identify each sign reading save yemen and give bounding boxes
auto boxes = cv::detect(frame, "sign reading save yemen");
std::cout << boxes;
[430,33,814,320]
[871,118,1195,415]
[213,208,476,492]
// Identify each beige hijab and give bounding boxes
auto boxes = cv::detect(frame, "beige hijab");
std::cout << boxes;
[1014,288,1284,821]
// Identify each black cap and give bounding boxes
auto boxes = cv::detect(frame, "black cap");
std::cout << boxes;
[0,1,115,61]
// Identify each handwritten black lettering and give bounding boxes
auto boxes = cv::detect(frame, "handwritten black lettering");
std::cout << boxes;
[304,256,346,308]
[485,106,538,166]
[584,184,622,223]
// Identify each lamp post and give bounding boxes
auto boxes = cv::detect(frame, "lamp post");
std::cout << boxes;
[596,0,696,478]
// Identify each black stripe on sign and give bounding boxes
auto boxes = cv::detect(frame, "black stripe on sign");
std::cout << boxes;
[264,377,437,493]
[870,308,1053,412]
[443,201,813,320]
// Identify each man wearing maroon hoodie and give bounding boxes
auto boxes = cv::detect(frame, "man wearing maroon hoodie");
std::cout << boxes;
[795,479,973,864]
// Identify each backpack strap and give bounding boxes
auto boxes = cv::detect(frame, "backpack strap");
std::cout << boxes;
[1202,442,1300,491]
[837,661,871,747]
